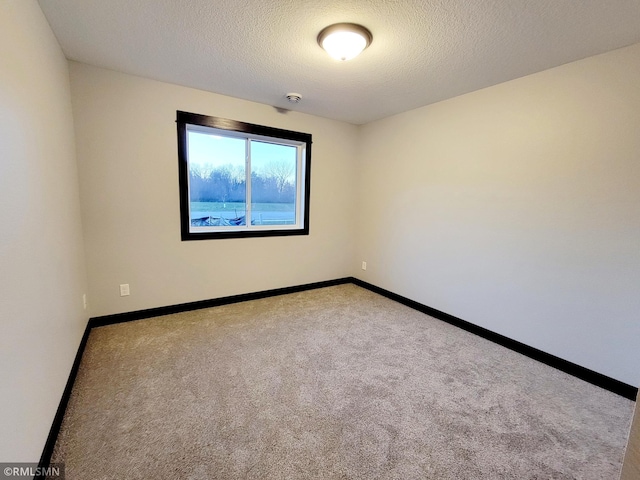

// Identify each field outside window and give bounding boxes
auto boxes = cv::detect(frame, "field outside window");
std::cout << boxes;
[177,111,311,240]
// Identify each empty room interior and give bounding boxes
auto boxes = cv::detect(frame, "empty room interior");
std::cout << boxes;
[1,0,639,478]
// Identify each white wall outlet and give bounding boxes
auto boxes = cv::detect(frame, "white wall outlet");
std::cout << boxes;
[119,284,130,296]
[83,294,87,310]
[361,261,367,271]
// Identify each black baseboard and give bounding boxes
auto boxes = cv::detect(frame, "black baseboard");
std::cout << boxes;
[90,277,353,328]
[36,321,93,480]
[351,277,638,401]
[37,277,351,474]
[38,275,637,474]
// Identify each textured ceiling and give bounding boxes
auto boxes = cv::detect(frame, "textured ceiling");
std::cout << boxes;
[38,0,640,125]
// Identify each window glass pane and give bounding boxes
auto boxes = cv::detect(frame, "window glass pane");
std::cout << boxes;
[250,141,297,226]
[178,111,311,239]
[187,130,246,228]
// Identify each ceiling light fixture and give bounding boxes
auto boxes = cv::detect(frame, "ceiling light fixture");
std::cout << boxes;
[317,23,372,61]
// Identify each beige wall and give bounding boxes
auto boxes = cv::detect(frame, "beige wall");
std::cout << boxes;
[2,2,637,462]
[0,1,88,461]
[355,44,640,386]
[621,396,640,479]
[69,62,358,317]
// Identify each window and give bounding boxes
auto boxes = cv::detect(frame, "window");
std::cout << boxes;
[176,111,312,240]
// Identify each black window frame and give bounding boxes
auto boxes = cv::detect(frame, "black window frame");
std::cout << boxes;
[176,110,312,241]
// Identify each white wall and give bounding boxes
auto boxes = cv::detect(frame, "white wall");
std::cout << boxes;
[69,62,358,317]
[0,1,88,461]
[1,0,636,463]
[355,44,640,386]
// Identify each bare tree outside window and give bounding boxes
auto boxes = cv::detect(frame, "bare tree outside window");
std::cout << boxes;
[177,110,311,239]
[265,159,295,193]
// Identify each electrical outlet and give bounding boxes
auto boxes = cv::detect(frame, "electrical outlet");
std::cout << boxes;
[83,294,87,310]
[361,261,367,271]
[119,284,130,296]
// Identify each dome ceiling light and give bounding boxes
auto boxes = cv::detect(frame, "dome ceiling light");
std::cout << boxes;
[317,23,373,61]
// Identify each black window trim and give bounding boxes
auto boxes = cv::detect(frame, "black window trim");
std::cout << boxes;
[176,110,312,241]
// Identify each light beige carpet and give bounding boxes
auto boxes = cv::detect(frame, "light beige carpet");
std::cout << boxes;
[50,284,634,479]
